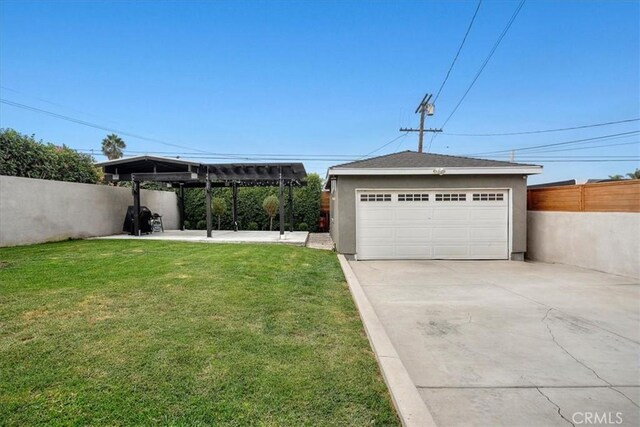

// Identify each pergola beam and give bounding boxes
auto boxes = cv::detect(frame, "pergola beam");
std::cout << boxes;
[105,172,202,182]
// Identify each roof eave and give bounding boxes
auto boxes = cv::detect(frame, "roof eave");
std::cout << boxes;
[95,155,202,167]
[327,166,543,176]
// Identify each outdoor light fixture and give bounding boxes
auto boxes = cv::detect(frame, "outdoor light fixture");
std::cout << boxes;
[433,168,446,175]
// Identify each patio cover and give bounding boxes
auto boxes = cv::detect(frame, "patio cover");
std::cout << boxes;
[96,155,308,237]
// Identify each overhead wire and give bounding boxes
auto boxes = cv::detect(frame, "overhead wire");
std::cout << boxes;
[466,130,640,156]
[0,98,244,158]
[432,0,483,104]
[438,0,526,131]
[443,117,640,136]
[428,0,526,153]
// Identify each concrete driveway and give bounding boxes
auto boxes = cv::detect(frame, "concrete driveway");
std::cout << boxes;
[348,260,640,426]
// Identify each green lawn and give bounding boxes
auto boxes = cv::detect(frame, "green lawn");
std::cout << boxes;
[0,240,399,426]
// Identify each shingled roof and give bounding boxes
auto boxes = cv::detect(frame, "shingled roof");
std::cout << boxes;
[331,150,536,169]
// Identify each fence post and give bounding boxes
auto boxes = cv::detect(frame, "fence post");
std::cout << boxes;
[580,185,586,212]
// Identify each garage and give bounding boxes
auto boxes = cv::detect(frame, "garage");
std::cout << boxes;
[325,151,542,260]
[356,189,509,260]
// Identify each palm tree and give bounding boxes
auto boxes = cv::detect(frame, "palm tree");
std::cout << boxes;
[626,168,640,180]
[101,134,126,160]
[608,174,624,180]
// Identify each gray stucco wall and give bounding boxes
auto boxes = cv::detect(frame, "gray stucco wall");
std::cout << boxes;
[527,211,640,278]
[330,174,528,257]
[0,175,179,247]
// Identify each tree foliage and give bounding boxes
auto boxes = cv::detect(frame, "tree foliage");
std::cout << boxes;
[101,134,126,160]
[181,173,323,232]
[609,169,640,180]
[262,195,280,231]
[0,128,100,183]
[212,197,226,230]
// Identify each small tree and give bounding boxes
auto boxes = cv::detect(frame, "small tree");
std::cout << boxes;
[212,197,226,230]
[101,134,126,160]
[262,195,279,231]
[609,174,624,180]
[626,168,640,180]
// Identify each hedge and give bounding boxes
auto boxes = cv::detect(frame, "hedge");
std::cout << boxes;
[183,173,323,231]
[0,128,100,184]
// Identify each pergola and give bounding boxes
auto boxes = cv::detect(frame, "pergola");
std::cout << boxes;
[97,155,307,237]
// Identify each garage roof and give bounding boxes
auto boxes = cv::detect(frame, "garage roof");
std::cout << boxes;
[332,150,536,169]
[326,150,542,180]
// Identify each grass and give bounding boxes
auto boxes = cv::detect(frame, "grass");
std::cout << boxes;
[0,240,399,426]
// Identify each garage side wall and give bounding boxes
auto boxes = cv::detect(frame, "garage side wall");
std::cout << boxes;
[333,174,528,257]
[0,175,179,247]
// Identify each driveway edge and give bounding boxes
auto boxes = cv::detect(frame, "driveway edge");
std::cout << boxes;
[337,254,437,427]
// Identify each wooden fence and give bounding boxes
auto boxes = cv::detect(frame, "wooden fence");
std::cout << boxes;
[527,180,640,212]
[321,191,330,214]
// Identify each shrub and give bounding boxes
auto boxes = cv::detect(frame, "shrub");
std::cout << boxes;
[262,195,280,231]
[181,173,323,231]
[0,128,100,183]
[212,197,226,230]
[196,220,207,230]
[297,222,309,231]
[183,220,191,229]
[247,221,259,230]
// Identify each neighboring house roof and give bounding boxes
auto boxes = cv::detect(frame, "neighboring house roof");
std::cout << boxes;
[326,151,542,181]
[528,179,577,189]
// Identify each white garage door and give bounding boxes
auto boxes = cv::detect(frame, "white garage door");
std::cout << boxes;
[356,189,509,260]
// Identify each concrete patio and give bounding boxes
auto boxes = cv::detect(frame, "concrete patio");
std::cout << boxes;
[94,230,309,246]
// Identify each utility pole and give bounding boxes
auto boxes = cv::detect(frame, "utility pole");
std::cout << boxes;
[399,93,442,153]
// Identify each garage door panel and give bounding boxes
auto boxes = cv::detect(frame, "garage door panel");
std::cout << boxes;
[359,208,395,221]
[395,227,432,240]
[470,227,508,240]
[470,208,507,221]
[469,244,508,258]
[395,208,433,222]
[357,190,509,260]
[431,209,469,220]
[395,245,434,258]
[432,245,470,258]
[432,227,468,240]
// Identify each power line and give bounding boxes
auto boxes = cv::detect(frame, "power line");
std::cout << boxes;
[467,130,640,156]
[438,0,526,131]
[75,148,362,158]
[443,117,640,136]
[0,98,236,157]
[521,140,639,154]
[433,0,483,103]
[362,133,409,158]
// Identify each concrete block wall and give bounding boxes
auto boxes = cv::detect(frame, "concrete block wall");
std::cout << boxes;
[527,211,640,278]
[0,175,179,247]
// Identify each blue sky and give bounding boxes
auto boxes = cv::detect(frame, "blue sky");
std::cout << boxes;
[1,0,638,183]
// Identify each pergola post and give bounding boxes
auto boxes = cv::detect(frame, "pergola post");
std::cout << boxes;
[232,182,238,232]
[279,167,285,237]
[179,184,185,231]
[132,178,141,236]
[205,168,212,238]
[288,181,294,232]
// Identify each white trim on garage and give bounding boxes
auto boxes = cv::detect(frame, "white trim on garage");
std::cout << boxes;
[355,188,512,260]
